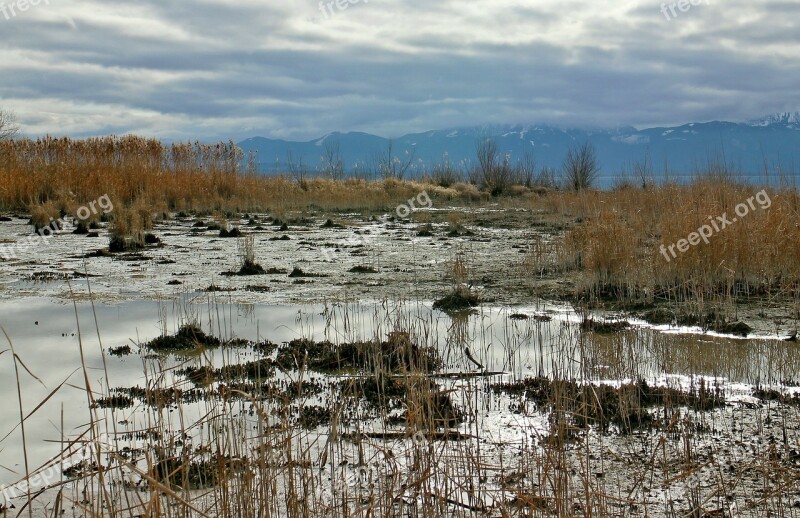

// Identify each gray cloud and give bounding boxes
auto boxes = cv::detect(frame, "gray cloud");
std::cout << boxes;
[0,0,797,140]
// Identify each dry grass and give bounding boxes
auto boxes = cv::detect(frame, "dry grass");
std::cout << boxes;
[0,137,481,215]
[528,181,800,307]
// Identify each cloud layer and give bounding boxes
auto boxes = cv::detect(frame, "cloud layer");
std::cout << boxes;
[1,0,798,140]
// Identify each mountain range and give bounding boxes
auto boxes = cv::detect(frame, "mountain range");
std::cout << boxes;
[238,113,800,187]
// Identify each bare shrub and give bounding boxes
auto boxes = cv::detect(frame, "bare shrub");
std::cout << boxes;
[562,142,600,191]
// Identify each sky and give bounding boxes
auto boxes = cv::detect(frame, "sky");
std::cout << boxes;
[0,0,798,141]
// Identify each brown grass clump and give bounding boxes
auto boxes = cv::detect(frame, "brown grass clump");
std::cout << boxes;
[28,201,61,234]
[109,204,151,252]
[538,181,800,307]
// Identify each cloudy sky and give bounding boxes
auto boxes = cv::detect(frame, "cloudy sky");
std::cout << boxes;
[1,0,798,141]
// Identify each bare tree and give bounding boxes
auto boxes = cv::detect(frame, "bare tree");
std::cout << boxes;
[562,142,600,191]
[476,138,499,182]
[287,150,308,183]
[320,139,344,180]
[633,150,653,189]
[474,138,514,195]
[375,140,415,180]
[536,166,558,189]
[429,153,462,187]
[512,152,537,187]
[0,109,19,140]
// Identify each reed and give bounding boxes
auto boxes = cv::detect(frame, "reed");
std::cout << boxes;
[531,180,800,309]
[0,137,483,215]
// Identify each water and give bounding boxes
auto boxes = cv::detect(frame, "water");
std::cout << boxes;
[0,295,797,492]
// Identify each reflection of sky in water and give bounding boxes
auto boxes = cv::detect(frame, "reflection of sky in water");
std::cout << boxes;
[0,296,798,488]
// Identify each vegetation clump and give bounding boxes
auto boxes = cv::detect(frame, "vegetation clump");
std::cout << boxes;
[416,223,434,237]
[219,226,242,238]
[145,324,221,351]
[288,266,324,278]
[434,250,480,313]
[222,236,266,276]
[321,218,344,229]
[154,453,246,490]
[28,203,62,234]
[275,333,441,374]
[349,265,378,273]
[580,318,630,334]
[93,394,134,409]
[433,291,480,312]
[108,205,152,252]
[492,377,724,433]
[108,344,132,356]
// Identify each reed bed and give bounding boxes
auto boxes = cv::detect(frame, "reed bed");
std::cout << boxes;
[528,181,800,310]
[0,137,474,215]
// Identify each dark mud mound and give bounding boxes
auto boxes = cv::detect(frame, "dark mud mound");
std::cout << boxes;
[641,308,675,325]
[298,405,332,429]
[94,394,134,409]
[433,290,480,312]
[416,224,434,237]
[349,265,378,274]
[642,309,752,336]
[109,235,144,253]
[109,345,132,357]
[145,324,222,351]
[580,318,630,334]
[154,453,247,490]
[288,267,324,278]
[219,227,243,238]
[274,333,442,374]
[321,219,344,229]
[343,374,462,428]
[492,377,724,433]
[222,260,266,276]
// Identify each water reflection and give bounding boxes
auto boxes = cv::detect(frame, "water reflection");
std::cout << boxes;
[0,296,797,488]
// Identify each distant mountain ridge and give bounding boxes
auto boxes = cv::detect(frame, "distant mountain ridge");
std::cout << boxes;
[238,113,800,187]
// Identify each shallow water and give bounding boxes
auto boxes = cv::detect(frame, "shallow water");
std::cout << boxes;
[0,293,798,493]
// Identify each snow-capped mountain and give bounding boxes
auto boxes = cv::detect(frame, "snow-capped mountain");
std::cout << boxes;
[748,112,800,127]
[238,114,800,186]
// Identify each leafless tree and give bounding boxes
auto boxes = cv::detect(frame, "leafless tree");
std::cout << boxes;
[474,138,513,195]
[321,139,344,180]
[536,166,559,189]
[0,109,19,140]
[375,140,415,180]
[476,138,499,182]
[512,152,537,187]
[633,150,653,189]
[562,142,600,190]
[287,150,308,183]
